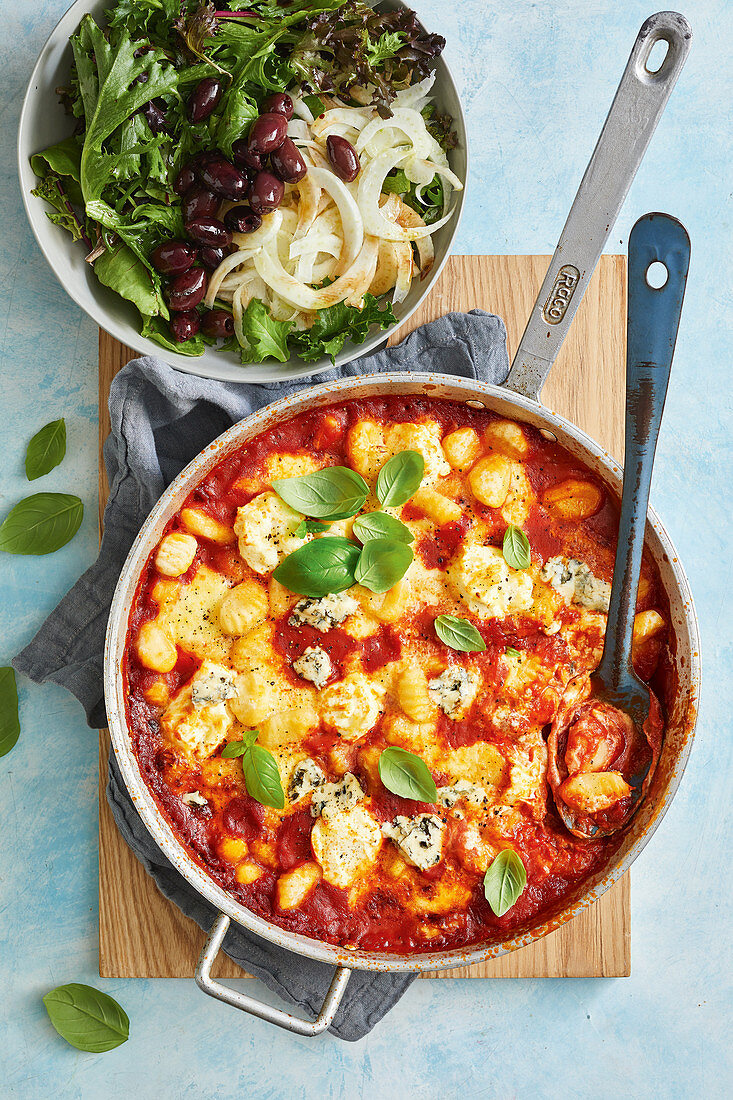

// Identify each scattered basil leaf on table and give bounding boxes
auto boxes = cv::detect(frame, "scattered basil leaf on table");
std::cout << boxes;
[505,647,521,659]
[295,519,330,538]
[273,537,361,597]
[25,419,66,481]
[354,538,413,593]
[376,450,424,507]
[353,512,414,545]
[42,983,129,1053]
[0,667,20,758]
[379,746,437,803]
[502,525,531,570]
[273,466,369,520]
[0,493,83,555]
[434,614,486,653]
[483,849,527,917]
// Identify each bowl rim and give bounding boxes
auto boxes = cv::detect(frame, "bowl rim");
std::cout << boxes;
[17,0,469,384]
[104,371,701,973]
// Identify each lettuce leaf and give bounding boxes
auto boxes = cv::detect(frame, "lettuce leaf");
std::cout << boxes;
[290,294,396,363]
[94,241,167,320]
[240,300,292,363]
[141,315,204,356]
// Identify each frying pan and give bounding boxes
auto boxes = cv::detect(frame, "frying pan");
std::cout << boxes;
[104,12,699,1035]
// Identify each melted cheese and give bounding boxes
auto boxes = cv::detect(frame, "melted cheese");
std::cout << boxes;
[311,803,383,888]
[234,491,305,574]
[449,545,534,619]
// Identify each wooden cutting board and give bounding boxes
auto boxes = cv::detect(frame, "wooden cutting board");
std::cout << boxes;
[98,254,630,980]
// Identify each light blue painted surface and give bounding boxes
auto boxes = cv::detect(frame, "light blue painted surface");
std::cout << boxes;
[1,1,731,1096]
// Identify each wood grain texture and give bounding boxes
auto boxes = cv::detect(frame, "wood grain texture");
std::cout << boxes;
[98,255,630,981]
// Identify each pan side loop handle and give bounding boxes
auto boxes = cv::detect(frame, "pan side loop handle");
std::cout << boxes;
[195,912,353,1037]
[505,11,692,403]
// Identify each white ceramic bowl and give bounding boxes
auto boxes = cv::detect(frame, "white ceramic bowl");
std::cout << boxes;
[17,0,468,382]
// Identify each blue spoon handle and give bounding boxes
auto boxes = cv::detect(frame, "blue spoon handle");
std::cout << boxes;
[597,213,691,691]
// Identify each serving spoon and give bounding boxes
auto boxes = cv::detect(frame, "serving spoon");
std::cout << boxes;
[548,212,690,839]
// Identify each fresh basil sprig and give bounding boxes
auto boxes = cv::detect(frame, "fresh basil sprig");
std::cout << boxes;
[435,614,486,653]
[353,512,413,544]
[0,493,83,555]
[376,450,424,507]
[273,466,369,520]
[483,849,527,917]
[505,647,521,659]
[273,537,360,597]
[355,538,413,593]
[379,746,437,803]
[221,730,284,810]
[502,525,531,570]
[43,983,129,1052]
[295,518,330,538]
[25,418,66,481]
[0,667,20,758]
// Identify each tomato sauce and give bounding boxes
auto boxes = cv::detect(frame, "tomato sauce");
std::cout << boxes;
[123,396,671,954]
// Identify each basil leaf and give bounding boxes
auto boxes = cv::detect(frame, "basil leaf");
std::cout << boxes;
[505,647,521,659]
[434,615,486,653]
[273,537,360,597]
[25,419,66,481]
[483,850,527,917]
[221,740,247,758]
[354,538,413,593]
[273,467,368,520]
[502,525,531,570]
[376,450,424,507]
[43,984,129,1053]
[242,742,285,810]
[295,519,330,537]
[378,747,437,803]
[0,667,20,758]
[353,512,414,545]
[0,493,83,555]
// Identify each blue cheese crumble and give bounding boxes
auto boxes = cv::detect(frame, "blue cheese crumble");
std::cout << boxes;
[292,646,332,688]
[541,557,611,612]
[289,592,359,632]
[428,666,478,718]
[311,773,364,819]
[288,758,326,803]
[382,814,444,870]
[190,662,236,709]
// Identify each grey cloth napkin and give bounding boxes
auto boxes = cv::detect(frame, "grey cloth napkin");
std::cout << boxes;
[14,309,509,1041]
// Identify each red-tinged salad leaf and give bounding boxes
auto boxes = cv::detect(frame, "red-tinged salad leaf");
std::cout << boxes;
[290,0,445,116]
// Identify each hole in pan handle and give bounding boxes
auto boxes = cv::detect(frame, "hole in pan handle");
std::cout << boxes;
[505,11,693,405]
[195,912,353,1036]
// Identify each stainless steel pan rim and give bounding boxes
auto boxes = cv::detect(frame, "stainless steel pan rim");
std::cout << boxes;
[104,369,700,975]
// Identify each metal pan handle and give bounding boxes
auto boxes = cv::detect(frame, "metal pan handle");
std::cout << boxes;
[505,11,692,402]
[195,913,352,1037]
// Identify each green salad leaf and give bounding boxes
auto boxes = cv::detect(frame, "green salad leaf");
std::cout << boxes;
[240,300,292,364]
[289,294,396,364]
[95,242,168,321]
[43,984,129,1053]
[141,315,204,356]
